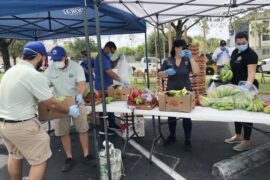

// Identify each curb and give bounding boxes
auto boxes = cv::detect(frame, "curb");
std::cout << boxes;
[212,142,270,179]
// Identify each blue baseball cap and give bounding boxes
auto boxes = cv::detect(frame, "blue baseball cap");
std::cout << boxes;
[50,46,66,61]
[23,41,47,56]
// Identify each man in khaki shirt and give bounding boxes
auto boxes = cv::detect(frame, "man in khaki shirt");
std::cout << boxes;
[45,46,91,172]
[0,41,80,180]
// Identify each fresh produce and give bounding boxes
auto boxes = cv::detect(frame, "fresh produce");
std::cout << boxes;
[223,61,231,70]
[83,87,101,103]
[199,96,210,107]
[105,97,114,104]
[218,69,233,83]
[210,97,234,110]
[263,105,270,113]
[264,99,270,106]
[167,87,188,97]
[234,92,253,109]
[246,96,265,112]
[207,85,242,99]
[56,96,66,101]
[128,89,155,105]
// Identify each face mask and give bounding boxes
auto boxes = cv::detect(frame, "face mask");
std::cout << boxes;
[54,61,65,69]
[36,59,43,71]
[107,52,112,58]
[179,51,185,58]
[237,44,248,52]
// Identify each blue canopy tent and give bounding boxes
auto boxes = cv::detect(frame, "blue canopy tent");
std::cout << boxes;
[0,1,146,179]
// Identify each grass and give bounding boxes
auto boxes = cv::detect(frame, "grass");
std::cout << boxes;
[130,73,270,94]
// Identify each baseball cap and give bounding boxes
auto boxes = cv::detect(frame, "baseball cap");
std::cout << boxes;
[220,40,226,46]
[23,41,47,56]
[50,46,66,61]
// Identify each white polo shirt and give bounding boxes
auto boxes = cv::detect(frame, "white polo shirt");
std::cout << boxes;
[0,60,53,121]
[44,60,85,96]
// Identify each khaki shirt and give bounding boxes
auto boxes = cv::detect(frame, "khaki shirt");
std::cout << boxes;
[44,60,85,96]
[0,60,53,121]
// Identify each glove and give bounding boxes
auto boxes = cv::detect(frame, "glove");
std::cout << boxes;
[69,105,80,118]
[224,48,229,54]
[217,52,223,58]
[120,79,130,86]
[164,68,176,76]
[239,84,250,92]
[180,50,193,59]
[76,94,83,106]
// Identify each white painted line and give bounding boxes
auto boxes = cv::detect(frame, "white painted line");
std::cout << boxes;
[112,129,186,180]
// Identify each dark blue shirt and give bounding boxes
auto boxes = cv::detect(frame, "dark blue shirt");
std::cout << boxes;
[160,57,192,91]
[94,51,113,90]
[80,59,94,83]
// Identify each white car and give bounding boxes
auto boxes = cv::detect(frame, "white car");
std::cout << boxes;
[140,57,160,71]
[258,58,270,73]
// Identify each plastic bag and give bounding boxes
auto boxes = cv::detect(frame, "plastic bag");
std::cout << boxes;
[115,55,131,85]
[238,81,258,96]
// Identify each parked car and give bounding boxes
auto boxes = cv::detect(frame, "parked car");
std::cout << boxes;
[140,57,160,72]
[257,58,270,73]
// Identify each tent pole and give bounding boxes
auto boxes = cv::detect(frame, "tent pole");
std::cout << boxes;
[93,1,112,180]
[156,15,162,67]
[83,3,100,179]
[145,31,150,89]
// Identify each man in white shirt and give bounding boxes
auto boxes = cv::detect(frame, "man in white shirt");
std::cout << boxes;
[0,41,79,180]
[212,40,232,73]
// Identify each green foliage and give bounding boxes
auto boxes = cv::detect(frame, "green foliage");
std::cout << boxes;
[64,38,97,60]
[116,47,135,56]
[9,40,27,64]
[135,45,145,61]
[147,32,165,57]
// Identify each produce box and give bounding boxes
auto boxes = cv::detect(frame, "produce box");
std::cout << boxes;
[158,92,195,112]
[83,88,101,106]
[38,96,75,120]
[120,115,145,137]
[107,85,136,101]
[127,89,157,110]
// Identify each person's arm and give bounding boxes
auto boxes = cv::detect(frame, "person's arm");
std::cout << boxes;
[212,48,219,62]
[247,64,256,85]
[106,69,121,81]
[111,60,119,69]
[190,58,200,75]
[77,81,86,95]
[157,60,169,78]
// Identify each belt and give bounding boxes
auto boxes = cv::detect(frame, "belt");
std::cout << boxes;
[0,117,34,123]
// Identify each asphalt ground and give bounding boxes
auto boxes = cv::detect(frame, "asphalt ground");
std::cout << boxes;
[1,119,270,180]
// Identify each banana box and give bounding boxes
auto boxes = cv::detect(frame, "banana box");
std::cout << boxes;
[38,96,75,120]
[158,92,195,112]
[107,85,137,101]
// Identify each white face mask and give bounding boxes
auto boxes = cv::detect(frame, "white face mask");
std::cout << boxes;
[54,61,65,69]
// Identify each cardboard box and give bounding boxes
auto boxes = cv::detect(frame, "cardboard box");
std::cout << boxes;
[38,96,75,120]
[158,92,195,112]
[107,85,136,101]
[120,115,145,137]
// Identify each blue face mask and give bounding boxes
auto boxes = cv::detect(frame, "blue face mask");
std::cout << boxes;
[237,44,248,52]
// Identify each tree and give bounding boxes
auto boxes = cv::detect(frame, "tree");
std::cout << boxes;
[9,40,27,65]
[147,31,165,57]
[135,44,145,61]
[0,38,14,71]
[64,38,97,60]
[250,21,269,48]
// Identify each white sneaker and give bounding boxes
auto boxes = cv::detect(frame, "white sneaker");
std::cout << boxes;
[233,141,252,152]
[224,136,242,144]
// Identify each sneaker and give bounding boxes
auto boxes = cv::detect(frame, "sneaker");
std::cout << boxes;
[224,136,242,144]
[184,140,192,152]
[83,154,94,164]
[99,128,115,136]
[233,141,252,152]
[61,158,75,172]
[164,136,176,146]
[109,124,121,130]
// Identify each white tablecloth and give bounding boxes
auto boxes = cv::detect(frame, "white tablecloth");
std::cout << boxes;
[85,101,270,125]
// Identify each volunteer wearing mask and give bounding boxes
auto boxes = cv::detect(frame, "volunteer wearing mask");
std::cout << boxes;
[212,40,232,73]
[224,32,258,151]
[0,42,79,180]
[158,40,199,151]
[95,41,128,135]
[44,46,91,172]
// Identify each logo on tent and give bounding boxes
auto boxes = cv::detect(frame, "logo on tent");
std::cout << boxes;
[63,8,83,16]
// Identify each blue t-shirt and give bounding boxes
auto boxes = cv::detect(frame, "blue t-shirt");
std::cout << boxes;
[94,51,113,90]
[80,59,94,83]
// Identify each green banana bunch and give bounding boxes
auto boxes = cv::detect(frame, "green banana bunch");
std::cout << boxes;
[211,101,234,110]
[105,96,114,104]
[135,96,143,105]
[199,96,210,107]
[168,87,188,97]
[219,69,233,83]
[56,96,66,101]
[223,61,231,70]
[233,92,253,109]
[208,85,242,99]
[246,96,264,112]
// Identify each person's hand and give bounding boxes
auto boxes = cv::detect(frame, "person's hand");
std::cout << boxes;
[164,68,176,76]
[121,80,130,86]
[76,94,83,106]
[180,50,193,59]
[69,105,80,118]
